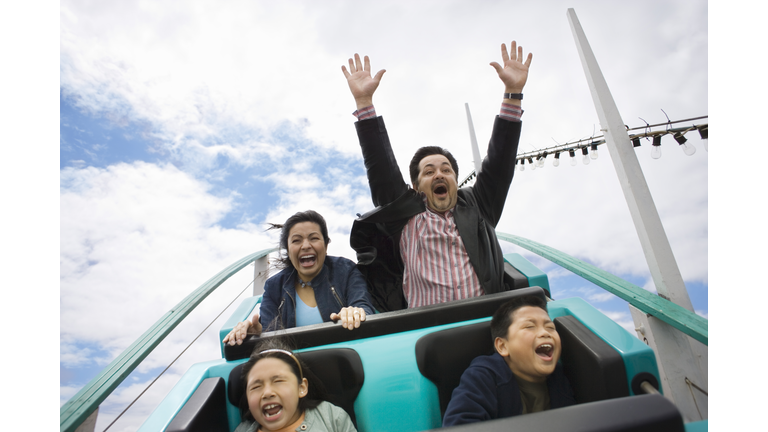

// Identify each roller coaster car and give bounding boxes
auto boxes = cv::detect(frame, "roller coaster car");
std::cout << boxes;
[144,280,682,432]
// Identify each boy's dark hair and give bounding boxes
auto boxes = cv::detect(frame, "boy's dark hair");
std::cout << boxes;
[238,338,328,422]
[490,295,549,341]
[408,146,460,186]
[268,210,330,270]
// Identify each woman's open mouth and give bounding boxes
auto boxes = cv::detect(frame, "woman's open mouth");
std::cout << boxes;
[299,254,316,268]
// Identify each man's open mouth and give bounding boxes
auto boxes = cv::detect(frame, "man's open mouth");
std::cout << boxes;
[433,184,448,196]
[535,343,554,360]
[262,403,283,421]
[299,254,316,267]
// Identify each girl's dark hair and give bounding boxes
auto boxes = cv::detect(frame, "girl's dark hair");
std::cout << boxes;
[238,338,328,422]
[490,295,549,341]
[268,210,330,270]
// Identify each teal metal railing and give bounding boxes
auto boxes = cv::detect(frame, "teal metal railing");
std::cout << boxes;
[59,248,276,432]
[496,232,708,346]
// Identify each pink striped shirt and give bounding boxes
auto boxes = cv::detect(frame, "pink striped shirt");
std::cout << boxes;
[399,197,484,307]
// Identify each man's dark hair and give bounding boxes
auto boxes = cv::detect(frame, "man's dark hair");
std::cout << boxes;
[238,338,328,422]
[408,146,460,186]
[490,295,549,341]
[268,210,330,270]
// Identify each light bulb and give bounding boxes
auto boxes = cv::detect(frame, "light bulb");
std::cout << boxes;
[674,132,695,156]
[590,143,599,160]
[528,158,536,171]
[569,150,577,166]
[517,160,524,171]
[651,135,662,159]
[581,147,590,165]
[698,126,708,152]
[553,152,560,167]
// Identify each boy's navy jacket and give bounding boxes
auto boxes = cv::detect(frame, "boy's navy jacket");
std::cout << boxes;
[259,255,375,331]
[442,352,576,426]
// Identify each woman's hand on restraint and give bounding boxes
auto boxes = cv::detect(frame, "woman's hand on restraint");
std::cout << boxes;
[330,307,367,330]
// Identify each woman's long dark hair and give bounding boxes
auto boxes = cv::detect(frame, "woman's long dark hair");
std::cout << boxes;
[238,338,329,422]
[267,210,330,270]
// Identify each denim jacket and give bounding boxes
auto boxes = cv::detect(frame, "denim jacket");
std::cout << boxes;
[259,256,375,332]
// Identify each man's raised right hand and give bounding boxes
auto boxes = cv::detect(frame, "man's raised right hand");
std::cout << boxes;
[342,53,386,110]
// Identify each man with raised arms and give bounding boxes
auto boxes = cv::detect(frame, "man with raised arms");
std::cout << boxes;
[342,41,532,312]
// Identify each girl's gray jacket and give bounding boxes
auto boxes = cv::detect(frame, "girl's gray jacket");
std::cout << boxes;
[234,401,357,432]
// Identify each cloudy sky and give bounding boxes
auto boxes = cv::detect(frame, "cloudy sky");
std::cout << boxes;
[5,0,741,429]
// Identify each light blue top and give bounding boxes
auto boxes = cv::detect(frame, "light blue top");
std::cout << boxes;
[296,294,324,327]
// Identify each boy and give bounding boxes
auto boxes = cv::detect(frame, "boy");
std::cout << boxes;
[442,295,575,426]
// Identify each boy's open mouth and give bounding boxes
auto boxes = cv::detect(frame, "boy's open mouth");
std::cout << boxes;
[299,254,316,268]
[535,343,554,360]
[262,403,283,421]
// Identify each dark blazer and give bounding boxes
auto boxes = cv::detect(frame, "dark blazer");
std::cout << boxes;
[259,256,375,331]
[350,116,522,312]
[442,352,576,426]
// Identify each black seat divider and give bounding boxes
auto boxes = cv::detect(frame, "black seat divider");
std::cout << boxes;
[430,394,684,432]
[225,287,548,361]
[415,322,494,418]
[227,348,365,428]
[166,377,229,432]
[555,315,630,403]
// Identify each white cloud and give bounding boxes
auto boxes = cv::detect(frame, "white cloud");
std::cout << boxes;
[597,308,637,335]
[60,162,271,354]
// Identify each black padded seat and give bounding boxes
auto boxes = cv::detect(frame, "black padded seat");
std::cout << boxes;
[228,348,365,427]
[504,261,533,291]
[166,377,229,432]
[225,287,549,361]
[415,322,494,418]
[415,311,638,420]
[429,394,684,432]
[554,315,630,403]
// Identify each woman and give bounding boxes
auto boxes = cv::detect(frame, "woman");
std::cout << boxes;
[224,210,374,345]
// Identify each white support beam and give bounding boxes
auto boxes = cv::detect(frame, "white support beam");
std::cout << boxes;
[465,103,483,175]
[253,254,269,297]
[567,8,706,421]
[74,408,97,432]
[567,8,692,310]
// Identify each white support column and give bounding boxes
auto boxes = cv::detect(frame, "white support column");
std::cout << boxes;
[567,8,706,421]
[465,103,483,175]
[74,408,98,432]
[253,255,269,297]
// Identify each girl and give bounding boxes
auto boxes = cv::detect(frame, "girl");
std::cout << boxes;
[234,340,357,432]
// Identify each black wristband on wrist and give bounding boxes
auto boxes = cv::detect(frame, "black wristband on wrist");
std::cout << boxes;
[503,93,523,100]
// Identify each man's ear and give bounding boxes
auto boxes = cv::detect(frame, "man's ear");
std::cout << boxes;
[412,181,420,192]
[494,336,509,357]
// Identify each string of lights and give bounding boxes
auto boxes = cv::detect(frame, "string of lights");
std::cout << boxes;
[459,115,707,187]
